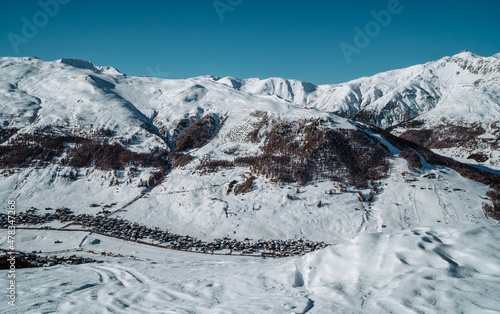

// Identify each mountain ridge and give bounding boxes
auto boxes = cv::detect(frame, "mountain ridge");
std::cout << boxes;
[0,52,499,244]
[2,51,499,169]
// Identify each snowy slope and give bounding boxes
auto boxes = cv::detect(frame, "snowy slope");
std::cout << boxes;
[0,57,336,152]
[0,57,167,152]
[215,52,500,169]
[219,51,500,131]
[0,119,494,244]
[109,141,494,242]
[1,224,499,313]
[224,52,500,169]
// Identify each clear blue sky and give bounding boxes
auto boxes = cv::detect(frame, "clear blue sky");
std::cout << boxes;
[1,0,499,84]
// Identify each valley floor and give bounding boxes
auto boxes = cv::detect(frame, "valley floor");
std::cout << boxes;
[1,224,499,313]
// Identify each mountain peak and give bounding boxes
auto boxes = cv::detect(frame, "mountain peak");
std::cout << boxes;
[452,50,481,59]
[58,58,122,75]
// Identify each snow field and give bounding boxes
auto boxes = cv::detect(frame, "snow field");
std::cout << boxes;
[1,224,499,313]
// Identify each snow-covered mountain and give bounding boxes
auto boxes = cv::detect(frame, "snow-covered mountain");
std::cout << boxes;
[5,51,499,132]
[0,52,498,242]
[1,53,500,313]
[226,51,500,129]
[2,51,499,171]
[218,51,500,170]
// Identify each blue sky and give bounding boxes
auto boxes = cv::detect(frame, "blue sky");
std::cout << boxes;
[1,0,499,84]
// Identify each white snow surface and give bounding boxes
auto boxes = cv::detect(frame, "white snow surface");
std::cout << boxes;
[1,224,499,313]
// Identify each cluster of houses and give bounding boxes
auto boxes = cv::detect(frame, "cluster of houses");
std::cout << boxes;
[0,251,100,269]
[0,210,328,258]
